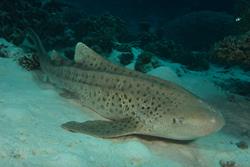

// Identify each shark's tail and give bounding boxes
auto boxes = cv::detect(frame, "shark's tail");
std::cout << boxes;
[25,29,50,67]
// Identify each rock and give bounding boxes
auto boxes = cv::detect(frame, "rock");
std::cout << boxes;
[119,52,134,66]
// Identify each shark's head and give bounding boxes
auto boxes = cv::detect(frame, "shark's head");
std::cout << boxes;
[148,94,225,140]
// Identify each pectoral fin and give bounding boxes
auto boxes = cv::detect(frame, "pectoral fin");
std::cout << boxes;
[61,118,140,138]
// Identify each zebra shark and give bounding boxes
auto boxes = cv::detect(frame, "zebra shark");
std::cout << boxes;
[28,30,224,140]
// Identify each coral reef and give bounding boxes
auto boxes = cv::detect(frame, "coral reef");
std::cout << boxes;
[0,0,74,49]
[210,31,250,70]
[1,0,240,72]
[0,0,129,55]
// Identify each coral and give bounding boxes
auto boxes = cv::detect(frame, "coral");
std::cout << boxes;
[0,0,81,50]
[0,0,131,55]
[18,53,40,71]
[135,51,160,73]
[0,0,235,72]
[210,31,250,70]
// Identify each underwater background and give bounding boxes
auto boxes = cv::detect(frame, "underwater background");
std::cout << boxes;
[0,0,250,167]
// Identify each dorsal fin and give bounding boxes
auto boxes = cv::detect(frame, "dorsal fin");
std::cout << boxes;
[73,42,182,90]
[74,42,106,64]
[74,42,123,72]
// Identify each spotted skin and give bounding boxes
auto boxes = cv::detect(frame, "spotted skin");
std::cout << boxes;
[48,66,176,134]
[30,33,224,140]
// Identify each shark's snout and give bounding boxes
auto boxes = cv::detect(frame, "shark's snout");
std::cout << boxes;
[206,110,225,134]
[193,106,225,138]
